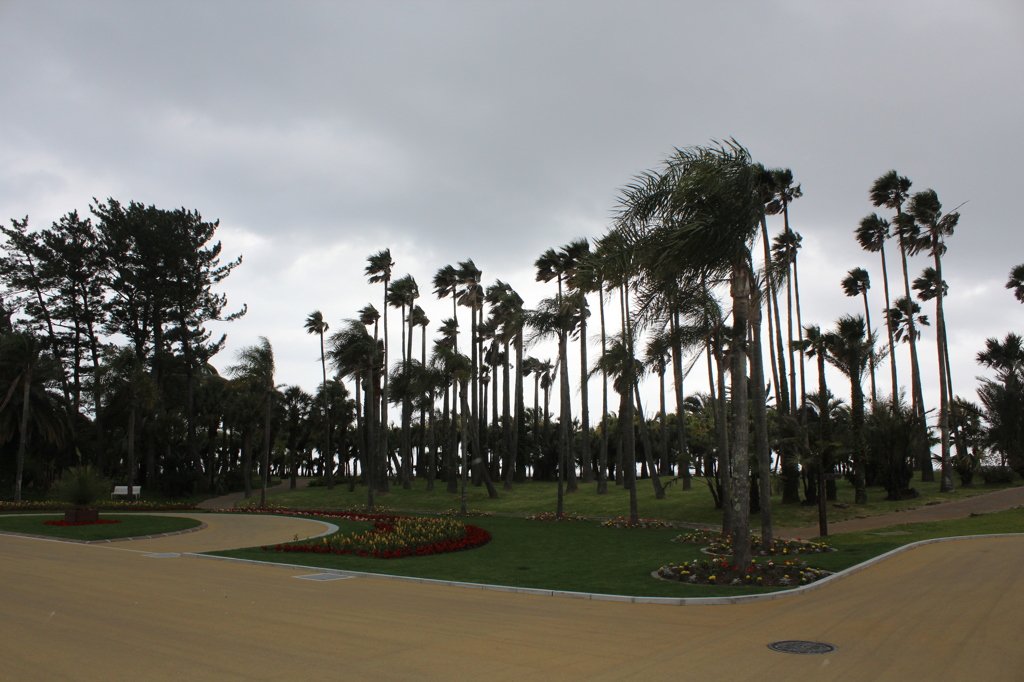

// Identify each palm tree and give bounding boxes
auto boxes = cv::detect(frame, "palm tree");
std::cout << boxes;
[304,311,333,489]
[528,296,578,515]
[228,337,275,506]
[841,268,877,404]
[486,280,526,489]
[976,333,1024,473]
[592,332,643,522]
[388,273,419,488]
[766,168,805,416]
[823,315,876,504]
[903,189,960,493]
[535,246,579,491]
[871,171,931,480]
[457,260,498,498]
[329,319,383,508]
[562,239,595,484]
[772,230,804,415]
[856,214,899,403]
[365,249,394,490]
[1007,264,1024,303]
[616,140,765,566]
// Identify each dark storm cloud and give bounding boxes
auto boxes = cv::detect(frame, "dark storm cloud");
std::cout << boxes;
[1,0,1022,396]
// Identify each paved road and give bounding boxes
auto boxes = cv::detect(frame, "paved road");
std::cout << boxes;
[2,511,1022,680]
[778,485,1024,539]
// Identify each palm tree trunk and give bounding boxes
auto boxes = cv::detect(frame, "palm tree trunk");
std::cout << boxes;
[898,233,932,481]
[579,305,593,483]
[861,290,877,405]
[260,383,271,506]
[632,385,665,499]
[621,388,638,523]
[670,312,691,490]
[935,254,955,493]
[712,339,731,526]
[761,219,784,412]
[658,368,669,476]
[503,338,513,490]
[729,263,752,567]
[750,302,772,544]
[320,332,334,491]
[512,331,525,484]
[878,244,899,403]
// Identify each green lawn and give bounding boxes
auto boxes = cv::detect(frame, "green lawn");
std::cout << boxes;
[209,506,1024,598]
[244,475,1021,529]
[0,514,202,541]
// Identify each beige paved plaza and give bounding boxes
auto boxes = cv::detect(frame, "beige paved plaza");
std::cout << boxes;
[2,512,1022,681]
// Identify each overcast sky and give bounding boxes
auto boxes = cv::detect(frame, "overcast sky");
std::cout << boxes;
[2,0,1022,421]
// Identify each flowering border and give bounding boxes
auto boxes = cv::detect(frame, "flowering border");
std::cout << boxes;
[261,512,492,559]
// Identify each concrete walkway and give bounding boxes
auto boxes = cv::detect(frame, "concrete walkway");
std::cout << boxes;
[778,485,1024,539]
[2,515,1022,680]
[195,477,312,510]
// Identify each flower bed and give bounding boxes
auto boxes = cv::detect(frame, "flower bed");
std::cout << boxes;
[439,508,492,518]
[673,531,832,556]
[264,515,492,559]
[44,519,121,527]
[657,556,832,587]
[601,517,674,529]
[525,511,588,522]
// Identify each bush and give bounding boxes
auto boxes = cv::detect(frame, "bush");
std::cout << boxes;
[979,466,1014,485]
[51,466,111,509]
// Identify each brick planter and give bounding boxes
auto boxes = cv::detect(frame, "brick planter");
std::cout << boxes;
[64,509,99,523]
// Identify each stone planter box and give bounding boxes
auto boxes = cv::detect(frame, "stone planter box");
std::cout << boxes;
[64,509,99,523]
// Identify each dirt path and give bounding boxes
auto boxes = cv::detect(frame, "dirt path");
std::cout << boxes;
[196,477,312,510]
[2,524,1022,680]
[777,485,1024,539]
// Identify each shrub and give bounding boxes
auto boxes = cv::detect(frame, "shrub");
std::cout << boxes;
[50,466,111,509]
[979,466,1014,485]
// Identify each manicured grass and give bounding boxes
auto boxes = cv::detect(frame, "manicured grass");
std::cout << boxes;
[247,475,1021,529]
[212,506,1024,598]
[0,514,202,541]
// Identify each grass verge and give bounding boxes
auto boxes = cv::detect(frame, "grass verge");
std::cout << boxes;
[0,514,202,541]
[242,476,1021,528]
[209,507,1024,599]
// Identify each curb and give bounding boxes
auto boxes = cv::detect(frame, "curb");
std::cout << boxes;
[191,532,1024,606]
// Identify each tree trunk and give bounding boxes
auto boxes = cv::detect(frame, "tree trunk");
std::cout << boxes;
[729,263,752,567]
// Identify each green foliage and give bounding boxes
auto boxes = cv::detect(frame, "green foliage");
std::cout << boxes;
[50,465,111,509]
[979,466,1014,485]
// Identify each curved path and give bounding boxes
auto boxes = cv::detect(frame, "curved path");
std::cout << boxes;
[778,484,1024,539]
[2,512,1023,680]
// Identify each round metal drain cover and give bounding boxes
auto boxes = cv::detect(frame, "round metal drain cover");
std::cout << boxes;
[768,640,837,655]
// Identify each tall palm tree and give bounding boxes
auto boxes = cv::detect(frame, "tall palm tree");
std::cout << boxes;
[457,259,498,498]
[229,337,275,506]
[329,319,382,506]
[856,214,899,402]
[772,230,804,415]
[304,311,333,489]
[535,246,579,491]
[766,169,805,414]
[365,249,394,490]
[904,189,960,493]
[870,171,932,480]
[561,238,595,484]
[388,274,419,488]
[824,315,877,504]
[528,296,578,515]
[616,140,765,566]
[841,268,877,404]
[592,332,643,522]
[486,280,526,489]
[1007,264,1024,303]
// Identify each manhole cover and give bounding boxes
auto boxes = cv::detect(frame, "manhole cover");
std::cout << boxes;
[293,573,353,581]
[768,640,837,655]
